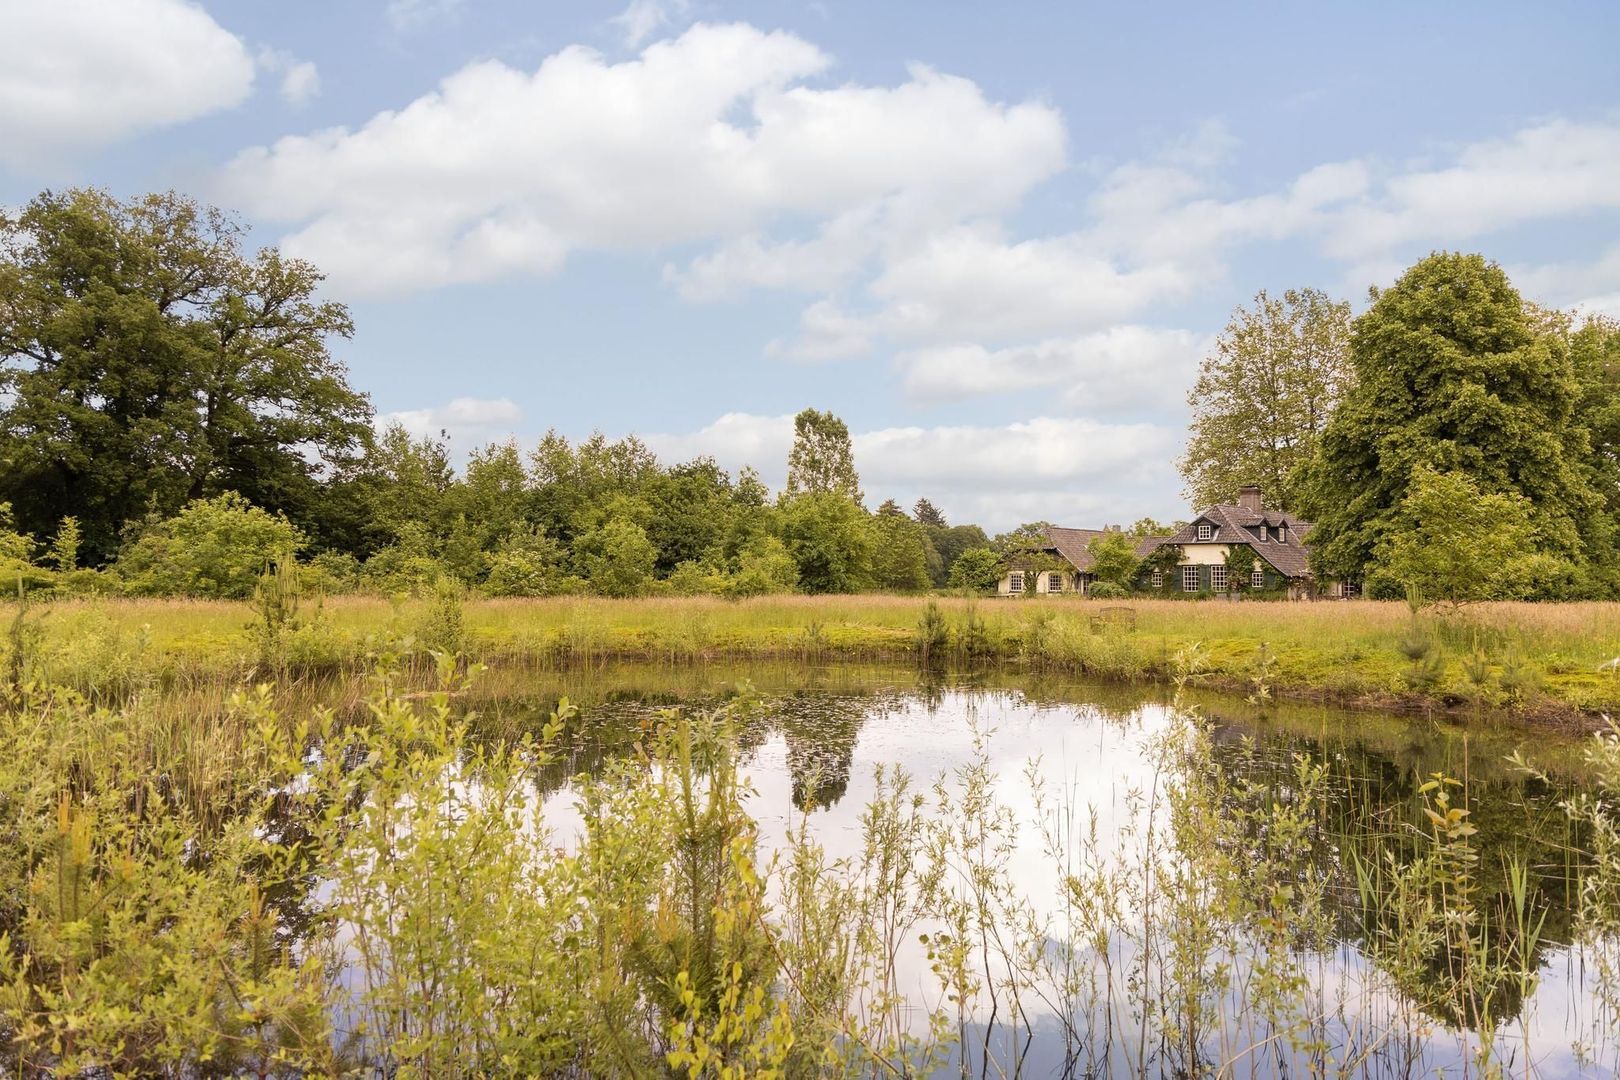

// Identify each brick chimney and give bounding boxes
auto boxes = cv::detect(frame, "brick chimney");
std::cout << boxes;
[1237,485,1263,513]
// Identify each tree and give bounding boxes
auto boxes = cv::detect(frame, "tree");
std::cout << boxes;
[912,498,947,528]
[1298,254,1611,587]
[1370,467,1540,601]
[778,492,872,593]
[785,408,862,503]
[925,523,989,587]
[0,190,371,561]
[1086,532,1141,590]
[867,512,931,592]
[946,547,1001,591]
[1180,287,1352,511]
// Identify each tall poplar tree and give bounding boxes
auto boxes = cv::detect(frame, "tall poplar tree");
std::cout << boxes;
[785,408,862,504]
[1179,287,1351,510]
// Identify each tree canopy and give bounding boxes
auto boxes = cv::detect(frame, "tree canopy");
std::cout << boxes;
[1180,287,1351,511]
[0,189,371,562]
[785,408,862,503]
[1298,253,1612,592]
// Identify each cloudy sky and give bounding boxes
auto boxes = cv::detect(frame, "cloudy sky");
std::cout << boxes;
[3,0,1618,530]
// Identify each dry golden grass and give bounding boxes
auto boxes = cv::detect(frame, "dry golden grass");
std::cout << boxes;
[10,593,1620,720]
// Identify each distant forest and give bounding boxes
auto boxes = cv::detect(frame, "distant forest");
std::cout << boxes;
[3,189,1618,601]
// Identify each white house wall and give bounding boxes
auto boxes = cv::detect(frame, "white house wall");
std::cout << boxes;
[1178,544,1232,565]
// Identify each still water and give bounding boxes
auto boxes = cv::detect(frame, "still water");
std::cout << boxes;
[450,662,1616,1077]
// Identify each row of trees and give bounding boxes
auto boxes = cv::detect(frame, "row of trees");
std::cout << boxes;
[0,190,1017,598]
[1180,255,1620,600]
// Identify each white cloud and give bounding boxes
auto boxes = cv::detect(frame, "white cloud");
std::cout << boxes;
[386,0,466,33]
[1321,118,1620,261]
[221,23,1065,296]
[257,48,320,107]
[611,0,690,48]
[642,412,1182,529]
[896,326,1209,411]
[1512,243,1620,322]
[383,396,524,447]
[0,0,255,169]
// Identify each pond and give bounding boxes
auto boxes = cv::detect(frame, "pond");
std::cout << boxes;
[426,660,1616,1078]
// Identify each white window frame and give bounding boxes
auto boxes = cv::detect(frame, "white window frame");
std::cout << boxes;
[1257,526,1268,543]
[1008,571,1024,593]
[1278,525,1287,543]
[1047,572,1064,593]
[1252,567,1265,589]
[1182,565,1199,592]
[1211,566,1228,592]
[1197,523,1213,541]
[1151,570,1163,588]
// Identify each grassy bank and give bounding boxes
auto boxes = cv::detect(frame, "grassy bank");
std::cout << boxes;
[10,593,1620,725]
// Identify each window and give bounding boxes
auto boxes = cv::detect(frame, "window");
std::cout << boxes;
[1182,565,1199,592]
[1278,525,1287,543]
[1008,571,1024,593]
[1047,572,1064,593]
[1151,570,1163,588]
[1210,566,1228,592]
[1197,523,1213,541]
[1252,568,1265,589]
[1256,525,1268,543]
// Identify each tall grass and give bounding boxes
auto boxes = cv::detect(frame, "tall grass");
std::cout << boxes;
[9,594,1620,720]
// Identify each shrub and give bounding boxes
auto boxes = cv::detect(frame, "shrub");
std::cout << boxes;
[112,493,306,599]
[301,550,363,595]
[726,534,799,597]
[577,516,657,598]
[484,527,569,597]
[1087,581,1128,599]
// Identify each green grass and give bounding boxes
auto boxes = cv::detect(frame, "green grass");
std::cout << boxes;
[10,593,1620,724]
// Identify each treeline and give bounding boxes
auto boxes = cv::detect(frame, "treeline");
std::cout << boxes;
[0,190,1013,600]
[1182,255,1620,601]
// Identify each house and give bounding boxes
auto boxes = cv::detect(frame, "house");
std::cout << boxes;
[1140,485,1317,599]
[996,485,1329,600]
[996,526,1163,597]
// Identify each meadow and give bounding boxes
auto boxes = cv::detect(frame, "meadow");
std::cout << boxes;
[13,592,1620,724]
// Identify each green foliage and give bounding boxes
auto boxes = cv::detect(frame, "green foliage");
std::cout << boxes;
[1374,467,1539,601]
[779,492,873,594]
[947,547,1001,592]
[1181,287,1352,510]
[578,515,658,598]
[483,526,571,597]
[1300,253,1612,587]
[867,511,932,593]
[0,189,370,563]
[1086,531,1141,589]
[112,493,306,599]
[48,517,79,574]
[1223,545,1259,594]
[727,534,799,598]
[1087,581,1128,599]
[785,408,862,503]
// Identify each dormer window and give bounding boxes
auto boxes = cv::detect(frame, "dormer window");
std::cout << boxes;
[1196,523,1213,541]
[1257,526,1268,543]
[1278,524,1287,543]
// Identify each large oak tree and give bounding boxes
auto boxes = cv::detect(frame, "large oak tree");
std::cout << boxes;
[0,189,371,561]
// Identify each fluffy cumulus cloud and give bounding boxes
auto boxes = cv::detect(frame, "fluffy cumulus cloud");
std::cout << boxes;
[383,396,525,447]
[896,326,1209,412]
[0,0,256,169]
[220,23,1065,295]
[644,412,1180,531]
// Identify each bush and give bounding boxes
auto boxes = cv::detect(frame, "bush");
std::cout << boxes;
[112,493,306,599]
[577,516,657,598]
[484,527,569,597]
[301,551,363,595]
[726,534,799,597]
[1087,581,1128,599]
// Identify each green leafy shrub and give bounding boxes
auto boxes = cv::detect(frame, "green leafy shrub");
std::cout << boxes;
[483,526,570,597]
[947,547,1000,592]
[112,493,305,599]
[577,515,657,598]
[1088,581,1128,599]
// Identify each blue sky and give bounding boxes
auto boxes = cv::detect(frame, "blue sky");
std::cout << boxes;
[3,0,1618,530]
